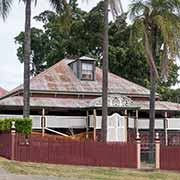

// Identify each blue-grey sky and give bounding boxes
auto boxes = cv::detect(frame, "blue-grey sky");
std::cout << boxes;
[0,0,179,90]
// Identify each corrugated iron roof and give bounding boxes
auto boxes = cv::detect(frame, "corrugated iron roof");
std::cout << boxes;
[0,95,138,109]
[0,87,7,97]
[1,96,179,111]
[8,59,150,96]
[135,101,180,112]
[0,96,89,108]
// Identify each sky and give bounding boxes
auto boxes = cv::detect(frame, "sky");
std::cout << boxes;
[0,0,179,91]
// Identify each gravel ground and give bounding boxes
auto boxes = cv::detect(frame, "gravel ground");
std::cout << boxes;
[0,167,80,180]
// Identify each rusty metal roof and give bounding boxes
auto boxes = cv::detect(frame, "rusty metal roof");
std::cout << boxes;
[135,101,180,112]
[0,87,7,97]
[0,96,179,111]
[0,96,90,108]
[9,59,150,96]
[0,95,138,109]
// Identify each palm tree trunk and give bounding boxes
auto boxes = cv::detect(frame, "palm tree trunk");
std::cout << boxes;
[101,0,109,142]
[148,27,158,163]
[23,0,31,118]
[149,70,157,144]
[149,27,158,144]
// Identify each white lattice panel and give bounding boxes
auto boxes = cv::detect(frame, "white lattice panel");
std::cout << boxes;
[31,116,41,129]
[138,118,164,129]
[89,115,102,129]
[0,114,22,119]
[155,119,164,129]
[167,118,180,130]
[46,116,87,128]
[128,117,134,128]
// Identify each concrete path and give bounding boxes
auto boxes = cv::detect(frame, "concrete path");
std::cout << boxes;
[0,167,80,180]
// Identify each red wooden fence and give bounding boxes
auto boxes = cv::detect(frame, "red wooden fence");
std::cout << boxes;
[160,145,180,170]
[0,133,11,159]
[14,134,137,168]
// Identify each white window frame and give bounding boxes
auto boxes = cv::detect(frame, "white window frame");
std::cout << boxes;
[81,62,94,80]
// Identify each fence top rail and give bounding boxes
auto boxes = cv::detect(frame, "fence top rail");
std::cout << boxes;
[13,133,137,146]
[161,145,180,148]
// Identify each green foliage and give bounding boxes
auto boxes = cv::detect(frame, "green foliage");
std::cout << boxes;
[108,15,150,87]
[129,0,180,104]
[159,88,180,103]
[0,118,32,135]
[129,0,180,81]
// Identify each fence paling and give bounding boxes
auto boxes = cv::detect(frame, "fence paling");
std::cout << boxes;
[0,133,11,159]
[13,134,137,168]
[160,146,180,170]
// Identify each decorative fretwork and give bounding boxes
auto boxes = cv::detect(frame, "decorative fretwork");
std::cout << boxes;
[89,95,137,108]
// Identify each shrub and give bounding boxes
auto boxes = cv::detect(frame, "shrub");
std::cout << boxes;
[0,118,32,135]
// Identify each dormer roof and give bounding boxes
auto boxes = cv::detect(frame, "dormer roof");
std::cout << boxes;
[79,56,96,61]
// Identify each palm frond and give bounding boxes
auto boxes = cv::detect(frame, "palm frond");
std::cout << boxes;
[0,0,13,20]
[130,17,144,44]
[130,0,180,81]
[49,0,72,32]
[83,0,123,19]
[49,0,68,13]
[153,14,180,57]
[109,0,123,18]
[161,43,169,82]
[129,0,148,19]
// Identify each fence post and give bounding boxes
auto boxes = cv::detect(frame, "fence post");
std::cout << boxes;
[155,132,160,169]
[136,132,141,169]
[11,121,16,160]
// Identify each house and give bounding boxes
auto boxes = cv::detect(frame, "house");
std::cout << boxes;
[0,87,7,97]
[0,56,180,144]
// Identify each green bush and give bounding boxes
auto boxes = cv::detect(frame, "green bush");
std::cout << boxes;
[0,118,32,135]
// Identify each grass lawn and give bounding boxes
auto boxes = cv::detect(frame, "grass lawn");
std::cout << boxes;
[0,157,179,180]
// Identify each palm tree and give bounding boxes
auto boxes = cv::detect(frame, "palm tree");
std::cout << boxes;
[84,0,123,142]
[129,0,180,144]
[23,0,31,118]
[101,0,123,141]
[101,0,109,142]
[24,0,70,118]
[0,0,69,118]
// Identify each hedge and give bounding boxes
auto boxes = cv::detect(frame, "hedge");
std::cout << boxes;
[0,118,32,135]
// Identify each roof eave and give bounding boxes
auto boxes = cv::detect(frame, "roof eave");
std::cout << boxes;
[10,89,153,97]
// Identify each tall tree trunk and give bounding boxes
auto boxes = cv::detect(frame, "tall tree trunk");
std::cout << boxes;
[149,70,157,144]
[101,0,109,142]
[149,27,158,144]
[23,0,31,118]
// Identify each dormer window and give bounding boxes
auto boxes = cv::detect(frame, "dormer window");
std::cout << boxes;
[68,56,96,81]
[81,62,93,80]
